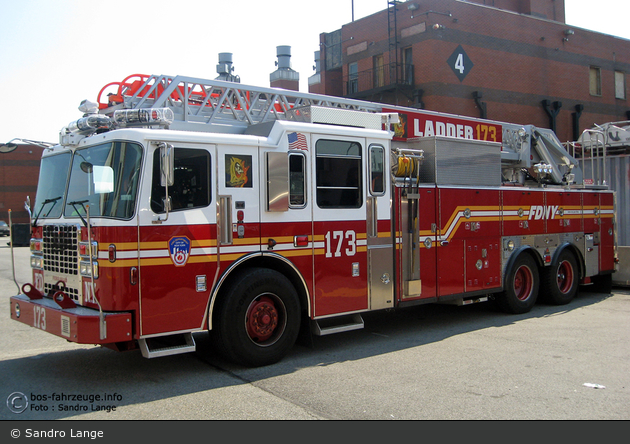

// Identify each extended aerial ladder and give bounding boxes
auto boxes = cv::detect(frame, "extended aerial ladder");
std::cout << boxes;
[72,73,587,188]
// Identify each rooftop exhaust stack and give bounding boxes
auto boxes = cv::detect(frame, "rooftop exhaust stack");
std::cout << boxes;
[216,53,240,83]
[270,45,299,91]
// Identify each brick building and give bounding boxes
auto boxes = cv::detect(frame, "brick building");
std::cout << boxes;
[308,0,630,143]
[0,145,42,225]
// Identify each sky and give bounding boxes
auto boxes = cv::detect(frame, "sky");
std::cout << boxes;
[0,0,628,145]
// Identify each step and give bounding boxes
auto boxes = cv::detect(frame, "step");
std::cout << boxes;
[139,333,196,359]
[312,313,364,336]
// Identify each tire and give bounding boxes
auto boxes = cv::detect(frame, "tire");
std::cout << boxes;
[213,268,301,367]
[541,250,579,305]
[496,253,539,314]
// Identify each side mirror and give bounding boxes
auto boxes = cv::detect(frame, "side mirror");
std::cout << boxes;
[24,196,32,221]
[153,142,174,224]
[160,143,174,187]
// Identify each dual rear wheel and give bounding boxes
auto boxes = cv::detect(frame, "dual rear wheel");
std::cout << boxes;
[497,249,579,314]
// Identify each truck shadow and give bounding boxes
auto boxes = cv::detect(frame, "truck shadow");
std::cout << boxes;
[211,287,616,376]
[1,287,617,420]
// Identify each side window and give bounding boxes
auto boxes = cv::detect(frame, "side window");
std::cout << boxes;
[151,148,211,213]
[589,66,602,96]
[369,145,385,195]
[316,139,362,209]
[289,152,306,208]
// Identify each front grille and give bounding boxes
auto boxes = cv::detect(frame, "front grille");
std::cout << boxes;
[44,282,80,301]
[42,224,81,302]
[43,225,79,275]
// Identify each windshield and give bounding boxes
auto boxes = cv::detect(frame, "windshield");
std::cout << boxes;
[64,141,143,220]
[33,152,72,219]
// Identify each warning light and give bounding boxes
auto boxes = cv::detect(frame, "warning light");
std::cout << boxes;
[113,108,174,127]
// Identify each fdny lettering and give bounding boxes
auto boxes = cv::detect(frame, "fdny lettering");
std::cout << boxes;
[414,119,474,139]
[528,205,559,220]
[169,236,191,267]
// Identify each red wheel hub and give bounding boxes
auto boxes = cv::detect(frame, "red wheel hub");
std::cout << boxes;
[556,260,574,294]
[246,296,279,342]
[514,265,533,301]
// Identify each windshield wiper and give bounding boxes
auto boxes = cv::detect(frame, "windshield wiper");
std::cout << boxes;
[67,200,89,227]
[33,196,62,226]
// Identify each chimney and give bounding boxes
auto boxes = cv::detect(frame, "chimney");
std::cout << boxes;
[270,45,299,91]
[308,50,322,88]
[216,53,240,83]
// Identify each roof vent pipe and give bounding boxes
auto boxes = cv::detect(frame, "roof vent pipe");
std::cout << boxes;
[276,45,292,70]
[216,53,240,82]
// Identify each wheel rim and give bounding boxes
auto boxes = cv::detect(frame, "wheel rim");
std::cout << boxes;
[245,293,287,346]
[513,265,534,301]
[556,260,574,294]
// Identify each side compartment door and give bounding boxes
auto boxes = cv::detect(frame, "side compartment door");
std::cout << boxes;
[138,143,217,336]
[437,187,502,297]
[366,142,394,310]
[312,135,368,317]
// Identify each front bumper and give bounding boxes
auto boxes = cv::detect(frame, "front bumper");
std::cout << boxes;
[10,294,132,344]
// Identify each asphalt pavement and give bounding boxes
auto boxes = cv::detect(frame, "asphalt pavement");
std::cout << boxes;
[1,244,628,423]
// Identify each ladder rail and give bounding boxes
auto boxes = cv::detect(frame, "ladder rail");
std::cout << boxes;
[100,74,385,127]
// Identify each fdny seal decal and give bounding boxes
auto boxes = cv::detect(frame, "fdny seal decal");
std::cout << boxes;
[169,236,191,267]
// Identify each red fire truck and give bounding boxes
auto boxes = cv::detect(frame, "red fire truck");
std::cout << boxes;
[9,74,617,367]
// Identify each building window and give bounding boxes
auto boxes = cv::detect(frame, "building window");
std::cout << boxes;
[615,71,626,100]
[374,55,385,88]
[589,66,602,96]
[402,47,413,85]
[348,63,358,94]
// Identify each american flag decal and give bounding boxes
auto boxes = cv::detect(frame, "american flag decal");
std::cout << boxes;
[288,132,308,151]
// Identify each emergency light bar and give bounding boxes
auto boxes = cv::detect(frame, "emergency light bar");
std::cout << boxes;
[66,115,113,135]
[61,107,175,143]
[113,108,174,128]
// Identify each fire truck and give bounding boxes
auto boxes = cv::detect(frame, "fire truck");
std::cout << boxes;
[9,74,617,367]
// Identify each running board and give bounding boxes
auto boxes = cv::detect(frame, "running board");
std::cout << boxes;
[311,314,364,336]
[139,333,196,358]
[440,296,489,306]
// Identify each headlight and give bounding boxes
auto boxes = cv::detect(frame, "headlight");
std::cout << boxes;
[30,255,43,270]
[80,260,99,279]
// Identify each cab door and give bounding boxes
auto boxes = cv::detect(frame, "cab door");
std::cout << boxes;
[260,144,314,305]
[138,142,217,336]
[311,135,368,317]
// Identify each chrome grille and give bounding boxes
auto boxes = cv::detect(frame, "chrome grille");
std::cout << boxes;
[42,225,80,301]
[43,225,79,275]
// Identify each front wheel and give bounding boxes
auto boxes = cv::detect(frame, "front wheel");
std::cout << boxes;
[541,250,579,305]
[213,268,301,367]
[496,253,539,314]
